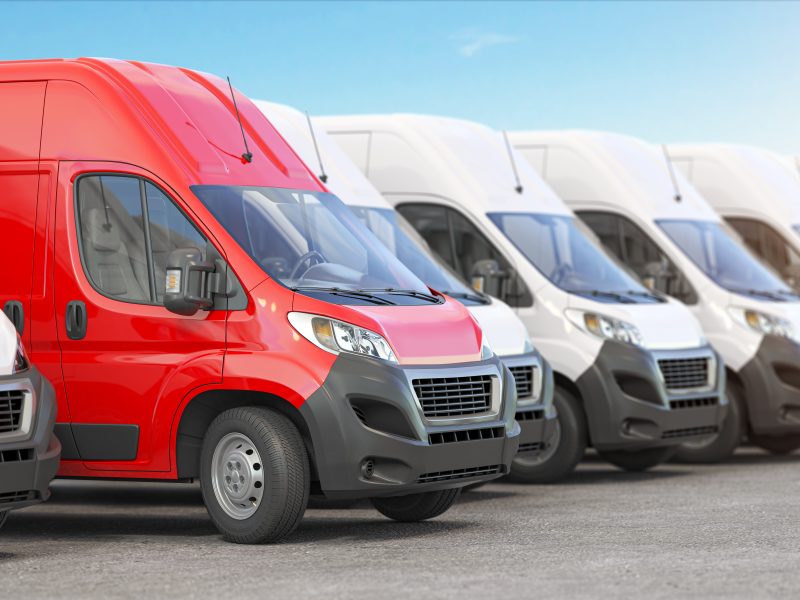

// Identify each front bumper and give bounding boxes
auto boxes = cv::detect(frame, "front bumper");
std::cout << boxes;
[738,336,800,436]
[576,341,727,452]
[299,353,519,499]
[0,367,61,512]
[502,351,557,457]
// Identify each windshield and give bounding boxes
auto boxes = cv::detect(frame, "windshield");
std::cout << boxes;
[193,186,432,297]
[488,212,658,303]
[350,207,486,304]
[659,219,797,300]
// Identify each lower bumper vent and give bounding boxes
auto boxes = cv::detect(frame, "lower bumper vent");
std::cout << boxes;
[518,442,544,453]
[0,490,38,506]
[670,397,718,410]
[517,410,544,421]
[428,426,505,445]
[418,464,502,483]
[0,448,33,463]
[661,425,719,439]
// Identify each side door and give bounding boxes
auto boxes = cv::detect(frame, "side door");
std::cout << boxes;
[396,201,532,307]
[54,163,226,473]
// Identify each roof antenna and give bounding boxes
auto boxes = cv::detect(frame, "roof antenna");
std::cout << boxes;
[661,144,682,203]
[502,130,523,194]
[226,76,253,164]
[305,111,328,183]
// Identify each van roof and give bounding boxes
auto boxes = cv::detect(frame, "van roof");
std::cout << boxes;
[510,130,719,223]
[318,113,571,217]
[254,101,387,209]
[0,58,322,191]
[667,143,800,225]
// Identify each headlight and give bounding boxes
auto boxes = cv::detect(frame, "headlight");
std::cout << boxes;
[13,335,29,373]
[288,312,397,363]
[729,308,798,341]
[565,309,643,346]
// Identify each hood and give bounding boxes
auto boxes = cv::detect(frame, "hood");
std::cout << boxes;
[567,293,706,350]
[291,292,483,365]
[467,298,529,357]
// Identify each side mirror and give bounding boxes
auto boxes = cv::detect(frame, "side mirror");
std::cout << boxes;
[164,248,217,316]
[470,259,507,298]
[783,264,800,290]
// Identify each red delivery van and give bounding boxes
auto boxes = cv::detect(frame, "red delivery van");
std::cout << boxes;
[0,58,519,543]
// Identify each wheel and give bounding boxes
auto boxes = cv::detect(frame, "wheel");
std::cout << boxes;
[750,434,800,455]
[598,446,677,472]
[507,386,587,483]
[0,511,7,531]
[200,406,310,544]
[674,387,744,463]
[371,488,461,522]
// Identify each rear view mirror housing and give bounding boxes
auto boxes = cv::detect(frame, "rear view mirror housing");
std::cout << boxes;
[470,259,507,298]
[164,248,217,316]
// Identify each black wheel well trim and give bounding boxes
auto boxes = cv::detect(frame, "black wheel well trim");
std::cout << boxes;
[552,371,592,446]
[175,389,318,481]
[724,367,750,429]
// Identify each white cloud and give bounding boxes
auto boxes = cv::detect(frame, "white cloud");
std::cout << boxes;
[451,29,520,57]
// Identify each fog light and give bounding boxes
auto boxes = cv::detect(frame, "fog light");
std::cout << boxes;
[360,460,375,479]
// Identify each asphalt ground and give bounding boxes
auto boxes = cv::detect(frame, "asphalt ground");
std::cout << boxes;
[1,447,798,599]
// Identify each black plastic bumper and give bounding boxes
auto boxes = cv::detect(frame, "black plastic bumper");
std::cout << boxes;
[0,367,61,512]
[738,336,800,436]
[503,351,557,456]
[575,341,727,452]
[300,353,519,499]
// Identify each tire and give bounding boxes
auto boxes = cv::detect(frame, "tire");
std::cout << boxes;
[371,488,461,522]
[750,434,800,455]
[674,387,744,463]
[200,406,310,544]
[598,446,677,472]
[507,386,587,483]
[0,511,7,531]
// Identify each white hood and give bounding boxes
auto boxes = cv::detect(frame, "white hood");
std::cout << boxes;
[467,298,529,357]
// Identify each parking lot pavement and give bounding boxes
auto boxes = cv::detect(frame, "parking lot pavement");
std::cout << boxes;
[1,447,799,599]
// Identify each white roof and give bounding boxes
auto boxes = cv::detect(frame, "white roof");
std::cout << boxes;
[667,143,800,225]
[318,114,571,217]
[253,101,387,209]
[509,130,720,222]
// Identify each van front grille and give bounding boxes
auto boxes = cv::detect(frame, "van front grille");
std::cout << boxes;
[428,426,505,445]
[670,397,718,410]
[658,357,710,391]
[661,425,719,439]
[417,464,502,483]
[412,375,493,418]
[508,365,534,399]
[0,390,25,434]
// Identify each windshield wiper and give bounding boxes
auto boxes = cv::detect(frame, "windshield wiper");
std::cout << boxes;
[623,289,664,302]
[359,288,441,303]
[730,288,787,302]
[441,290,490,304]
[292,286,395,306]
[566,289,637,304]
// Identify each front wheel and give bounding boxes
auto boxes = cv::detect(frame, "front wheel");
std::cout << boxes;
[598,446,677,472]
[371,488,460,522]
[750,434,800,455]
[200,406,310,544]
[0,511,7,531]
[507,386,587,484]
[674,388,744,463]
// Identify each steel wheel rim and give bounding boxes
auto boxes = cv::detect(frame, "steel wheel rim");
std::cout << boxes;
[211,432,265,520]
[515,419,562,467]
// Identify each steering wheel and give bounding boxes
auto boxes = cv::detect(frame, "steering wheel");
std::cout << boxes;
[549,263,574,285]
[289,251,326,281]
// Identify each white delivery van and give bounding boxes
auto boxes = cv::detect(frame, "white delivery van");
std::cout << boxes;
[256,101,556,480]
[666,144,800,291]
[322,114,725,479]
[512,130,800,460]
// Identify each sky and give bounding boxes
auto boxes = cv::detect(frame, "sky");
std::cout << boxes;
[2,1,799,153]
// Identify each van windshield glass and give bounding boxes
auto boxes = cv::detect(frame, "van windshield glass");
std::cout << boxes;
[350,207,486,304]
[193,186,431,297]
[660,219,798,301]
[488,212,658,303]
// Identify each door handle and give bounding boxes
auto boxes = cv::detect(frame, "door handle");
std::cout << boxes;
[2,301,24,335]
[65,301,88,340]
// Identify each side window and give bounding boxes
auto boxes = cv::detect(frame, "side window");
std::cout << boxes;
[728,217,800,284]
[578,211,697,304]
[395,204,455,269]
[77,175,207,305]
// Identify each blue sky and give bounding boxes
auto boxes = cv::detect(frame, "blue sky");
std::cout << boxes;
[3,1,799,153]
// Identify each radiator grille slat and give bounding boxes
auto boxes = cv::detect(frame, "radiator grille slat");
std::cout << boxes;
[658,357,710,391]
[508,365,534,399]
[413,375,493,418]
[0,391,25,434]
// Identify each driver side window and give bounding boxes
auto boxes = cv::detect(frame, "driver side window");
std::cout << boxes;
[578,211,698,304]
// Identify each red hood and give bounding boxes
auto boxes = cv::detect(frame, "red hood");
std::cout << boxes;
[291,292,484,366]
